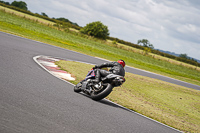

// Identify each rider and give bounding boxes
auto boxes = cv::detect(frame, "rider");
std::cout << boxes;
[90,59,125,83]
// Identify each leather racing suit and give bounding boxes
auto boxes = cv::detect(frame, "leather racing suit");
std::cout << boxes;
[92,61,125,83]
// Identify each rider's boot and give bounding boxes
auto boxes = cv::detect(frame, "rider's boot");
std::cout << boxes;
[89,69,100,84]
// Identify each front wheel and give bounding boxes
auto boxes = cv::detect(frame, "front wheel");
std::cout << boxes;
[90,83,113,101]
[74,82,82,93]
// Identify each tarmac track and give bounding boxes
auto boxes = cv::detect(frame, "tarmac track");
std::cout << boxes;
[0,31,189,133]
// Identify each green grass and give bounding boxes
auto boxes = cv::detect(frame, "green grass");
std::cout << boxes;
[55,60,200,133]
[0,9,199,87]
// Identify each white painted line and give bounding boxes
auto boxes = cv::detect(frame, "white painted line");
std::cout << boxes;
[44,57,60,62]
[94,57,111,62]
[51,71,75,81]
[38,61,58,67]
[104,98,182,133]
[33,55,75,86]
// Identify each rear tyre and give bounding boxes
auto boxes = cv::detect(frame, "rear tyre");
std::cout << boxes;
[90,83,113,101]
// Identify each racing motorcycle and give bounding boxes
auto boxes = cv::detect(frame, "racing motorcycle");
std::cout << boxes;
[74,68,125,101]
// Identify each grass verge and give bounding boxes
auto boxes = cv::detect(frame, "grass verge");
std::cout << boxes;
[56,60,200,133]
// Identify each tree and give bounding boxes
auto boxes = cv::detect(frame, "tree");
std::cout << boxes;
[11,1,28,10]
[0,0,10,5]
[137,39,154,49]
[179,54,188,59]
[55,17,79,26]
[41,12,48,17]
[80,21,109,40]
[56,17,70,23]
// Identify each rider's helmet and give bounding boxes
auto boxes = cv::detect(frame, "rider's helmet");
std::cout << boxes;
[117,59,125,67]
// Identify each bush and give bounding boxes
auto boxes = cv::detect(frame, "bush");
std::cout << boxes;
[80,21,109,40]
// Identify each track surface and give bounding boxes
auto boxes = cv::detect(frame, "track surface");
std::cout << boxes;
[0,31,189,133]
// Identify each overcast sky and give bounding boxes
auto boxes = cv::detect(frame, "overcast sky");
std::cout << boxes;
[6,0,200,60]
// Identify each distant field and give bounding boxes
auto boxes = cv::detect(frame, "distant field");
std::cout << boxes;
[56,60,200,133]
[0,7,200,87]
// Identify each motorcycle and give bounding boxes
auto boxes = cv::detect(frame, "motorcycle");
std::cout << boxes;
[74,68,125,101]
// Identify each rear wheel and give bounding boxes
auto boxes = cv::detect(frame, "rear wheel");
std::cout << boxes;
[90,83,113,101]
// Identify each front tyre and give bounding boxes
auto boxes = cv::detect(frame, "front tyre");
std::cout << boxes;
[74,82,82,93]
[90,83,113,101]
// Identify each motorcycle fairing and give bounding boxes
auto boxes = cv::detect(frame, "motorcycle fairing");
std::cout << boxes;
[84,69,95,81]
